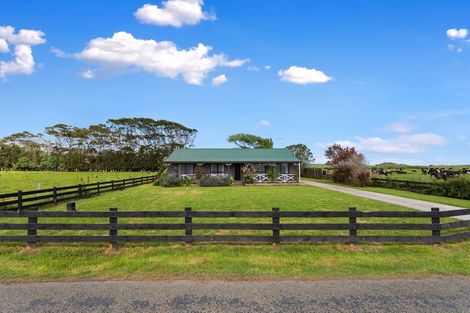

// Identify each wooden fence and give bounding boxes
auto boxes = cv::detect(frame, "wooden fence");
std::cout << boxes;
[0,206,468,248]
[371,178,434,192]
[0,175,158,211]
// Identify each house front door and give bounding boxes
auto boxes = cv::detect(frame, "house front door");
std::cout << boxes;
[234,164,241,180]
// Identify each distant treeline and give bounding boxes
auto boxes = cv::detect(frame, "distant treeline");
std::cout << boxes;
[0,118,197,172]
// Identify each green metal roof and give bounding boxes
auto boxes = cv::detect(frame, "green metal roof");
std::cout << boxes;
[164,148,300,163]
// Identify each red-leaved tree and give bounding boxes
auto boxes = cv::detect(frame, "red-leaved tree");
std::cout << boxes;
[325,144,371,186]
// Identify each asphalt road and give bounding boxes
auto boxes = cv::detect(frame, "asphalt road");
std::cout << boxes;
[0,278,469,313]
[302,180,470,221]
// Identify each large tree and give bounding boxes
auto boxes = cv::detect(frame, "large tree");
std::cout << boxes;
[0,117,197,172]
[227,133,273,149]
[285,144,314,168]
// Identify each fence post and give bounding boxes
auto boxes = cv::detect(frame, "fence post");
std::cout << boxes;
[53,187,58,206]
[185,207,193,245]
[109,208,118,250]
[272,207,280,244]
[111,180,114,191]
[97,182,100,195]
[27,207,38,248]
[78,184,83,198]
[431,207,441,244]
[66,202,76,212]
[349,207,357,243]
[17,190,23,210]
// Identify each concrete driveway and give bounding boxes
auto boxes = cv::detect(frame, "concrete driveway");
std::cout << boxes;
[302,180,470,221]
[0,279,469,313]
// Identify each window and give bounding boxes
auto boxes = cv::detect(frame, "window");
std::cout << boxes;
[277,163,288,174]
[210,163,225,174]
[178,163,193,175]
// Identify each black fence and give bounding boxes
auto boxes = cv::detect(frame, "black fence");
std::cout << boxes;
[302,168,332,180]
[371,178,434,192]
[0,175,158,211]
[0,206,468,248]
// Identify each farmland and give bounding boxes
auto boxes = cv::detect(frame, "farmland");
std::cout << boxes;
[0,183,468,281]
[0,171,154,194]
[306,164,470,182]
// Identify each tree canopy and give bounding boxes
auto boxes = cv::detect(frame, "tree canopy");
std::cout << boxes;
[0,117,197,171]
[227,133,273,149]
[285,144,314,167]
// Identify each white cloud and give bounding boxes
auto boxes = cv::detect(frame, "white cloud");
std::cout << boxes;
[379,122,413,134]
[446,28,468,40]
[258,119,270,127]
[248,65,260,72]
[50,47,68,57]
[72,32,247,85]
[134,0,215,28]
[0,25,46,79]
[80,69,96,79]
[278,66,332,85]
[264,65,271,70]
[211,74,227,86]
[332,133,446,154]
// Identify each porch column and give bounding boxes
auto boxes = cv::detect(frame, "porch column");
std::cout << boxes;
[298,163,301,183]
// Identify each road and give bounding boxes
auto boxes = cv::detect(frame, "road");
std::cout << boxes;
[0,279,469,313]
[302,180,470,221]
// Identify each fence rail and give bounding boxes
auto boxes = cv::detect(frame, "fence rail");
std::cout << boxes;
[0,175,157,211]
[0,205,468,248]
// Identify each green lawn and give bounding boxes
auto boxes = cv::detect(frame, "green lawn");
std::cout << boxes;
[0,171,154,194]
[0,184,468,282]
[303,177,470,208]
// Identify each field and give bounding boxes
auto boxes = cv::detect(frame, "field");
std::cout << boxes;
[0,171,154,194]
[306,164,470,182]
[0,184,468,282]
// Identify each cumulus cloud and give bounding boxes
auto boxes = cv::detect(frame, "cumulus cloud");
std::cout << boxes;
[379,122,413,134]
[264,65,271,70]
[258,119,271,127]
[212,74,227,86]
[134,0,215,27]
[0,25,46,79]
[278,66,332,85]
[446,28,468,40]
[332,133,445,154]
[72,32,247,85]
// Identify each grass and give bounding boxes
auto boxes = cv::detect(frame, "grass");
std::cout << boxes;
[0,171,154,194]
[303,177,470,208]
[0,184,468,281]
[305,164,470,182]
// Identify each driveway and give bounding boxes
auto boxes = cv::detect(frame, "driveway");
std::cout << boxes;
[302,180,470,221]
[0,279,469,313]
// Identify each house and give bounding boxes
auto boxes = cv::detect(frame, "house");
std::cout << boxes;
[164,148,301,183]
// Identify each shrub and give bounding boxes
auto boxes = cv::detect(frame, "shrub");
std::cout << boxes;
[199,175,231,187]
[430,178,470,200]
[153,168,168,186]
[181,176,196,186]
[161,175,182,187]
[14,157,37,171]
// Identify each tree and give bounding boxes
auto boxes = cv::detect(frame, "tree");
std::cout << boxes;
[227,133,273,149]
[285,144,314,168]
[325,144,370,186]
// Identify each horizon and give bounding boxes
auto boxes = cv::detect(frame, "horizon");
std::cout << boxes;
[1,1,470,165]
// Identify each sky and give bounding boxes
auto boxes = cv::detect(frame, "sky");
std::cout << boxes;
[1,0,470,165]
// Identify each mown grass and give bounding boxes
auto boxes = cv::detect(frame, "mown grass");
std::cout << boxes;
[303,177,470,208]
[0,171,154,194]
[0,184,468,281]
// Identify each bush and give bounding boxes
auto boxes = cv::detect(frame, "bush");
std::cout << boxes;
[14,157,37,171]
[153,168,168,186]
[199,175,231,187]
[161,175,182,187]
[430,178,470,200]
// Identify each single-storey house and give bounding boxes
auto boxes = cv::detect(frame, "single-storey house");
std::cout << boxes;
[164,148,301,183]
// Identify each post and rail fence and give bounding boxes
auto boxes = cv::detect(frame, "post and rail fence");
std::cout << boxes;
[0,175,158,211]
[0,204,468,248]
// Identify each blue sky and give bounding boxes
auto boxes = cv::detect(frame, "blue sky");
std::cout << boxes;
[1,0,469,165]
